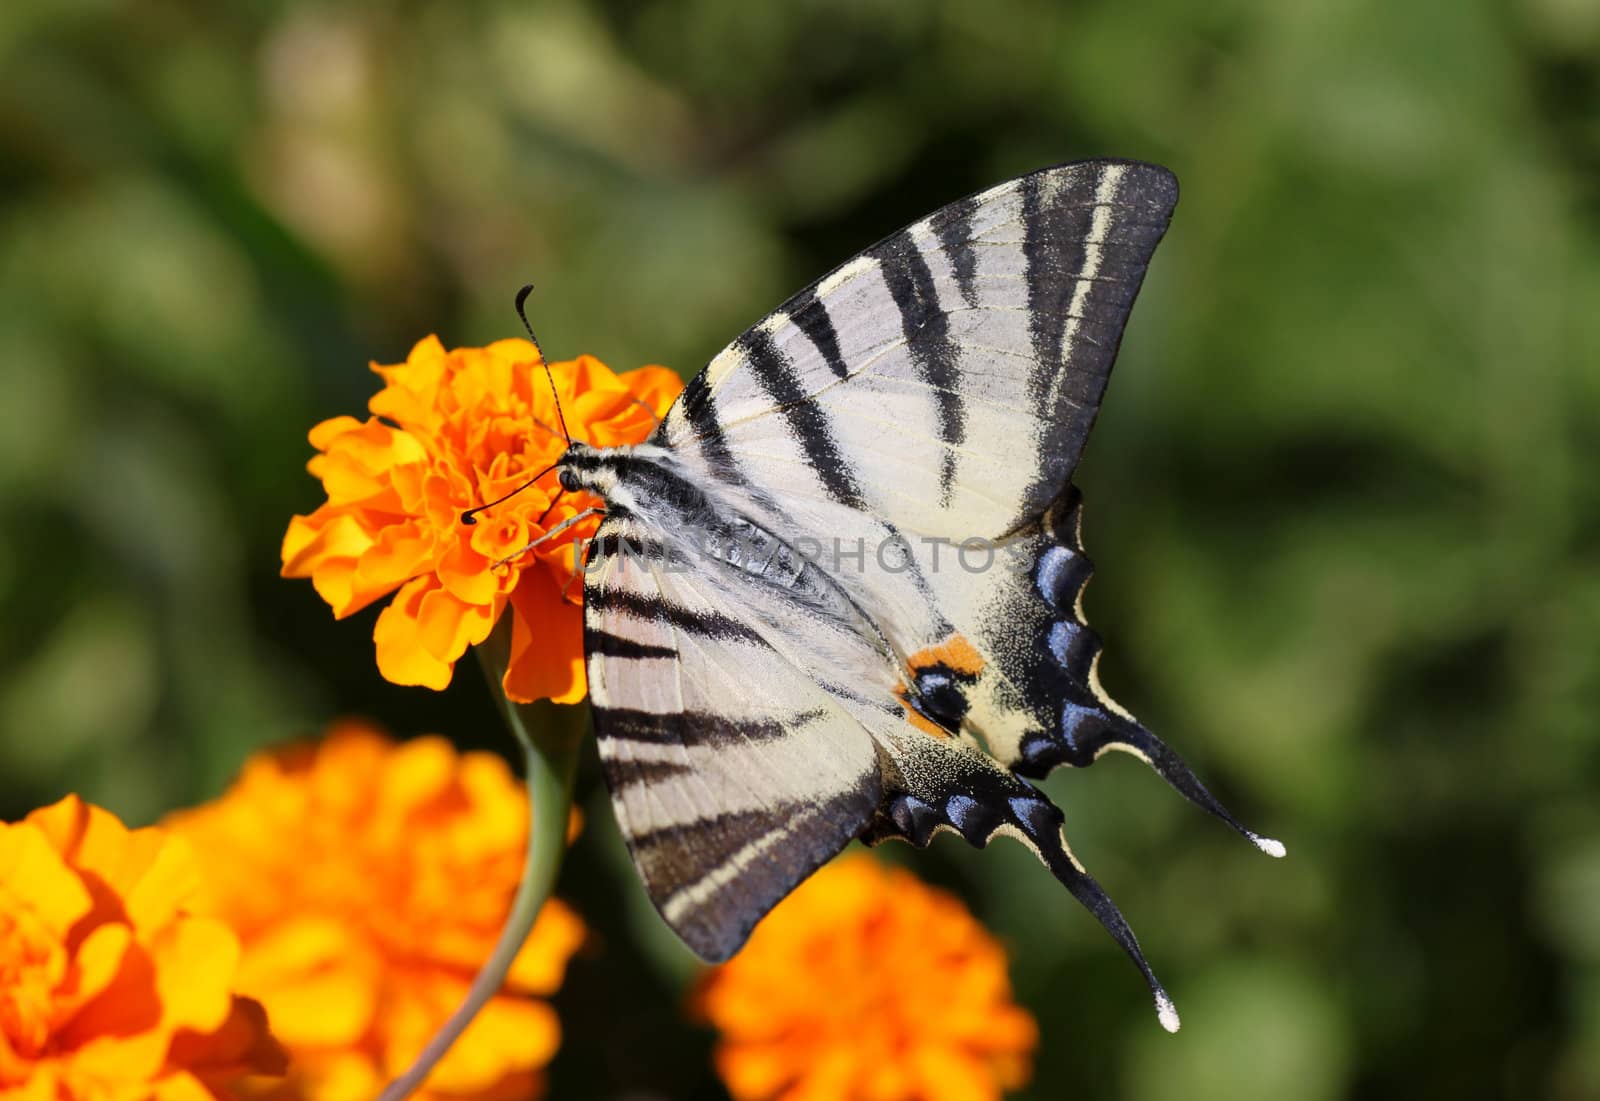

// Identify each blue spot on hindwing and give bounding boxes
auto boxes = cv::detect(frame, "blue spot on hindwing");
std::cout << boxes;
[891,795,940,845]
[1061,699,1105,757]
[1008,796,1058,837]
[944,794,980,832]
[1048,620,1088,668]
[1035,546,1074,606]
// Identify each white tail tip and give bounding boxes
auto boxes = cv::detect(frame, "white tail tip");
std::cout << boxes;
[1251,834,1287,859]
[1156,991,1181,1033]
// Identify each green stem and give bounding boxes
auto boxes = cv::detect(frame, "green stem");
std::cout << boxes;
[376,641,584,1101]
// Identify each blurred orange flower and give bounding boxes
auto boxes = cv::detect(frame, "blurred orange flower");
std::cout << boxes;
[1,796,286,1101]
[163,722,586,1101]
[281,336,682,703]
[697,854,1037,1101]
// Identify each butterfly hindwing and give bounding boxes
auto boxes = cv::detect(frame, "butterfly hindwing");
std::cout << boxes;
[583,513,884,960]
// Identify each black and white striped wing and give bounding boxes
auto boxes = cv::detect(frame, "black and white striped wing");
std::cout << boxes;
[654,158,1177,541]
[582,517,884,959]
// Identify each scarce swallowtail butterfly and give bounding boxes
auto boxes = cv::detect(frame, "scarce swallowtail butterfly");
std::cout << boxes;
[539,159,1282,1031]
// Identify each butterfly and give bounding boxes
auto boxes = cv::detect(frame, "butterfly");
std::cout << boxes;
[553,158,1281,1030]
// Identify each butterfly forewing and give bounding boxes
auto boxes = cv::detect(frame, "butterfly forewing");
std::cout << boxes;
[656,160,1177,540]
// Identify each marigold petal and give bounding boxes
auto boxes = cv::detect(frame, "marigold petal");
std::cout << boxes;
[121,836,204,939]
[1,1070,60,1101]
[714,1043,802,1101]
[379,735,458,818]
[623,364,687,418]
[560,352,623,399]
[357,524,436,596]
[292,1050,383,1101]
[436,539,499,607]
[504,898,586,995]
[783,1049,862,1101]
[57,942,165,1077]
[910,1044,1004,1101]
[0,820,92,939]
[282,510,374,578]
[372,578,456,690]
[428,994,560,1093]
[148,917,240,1036]
[233,919,375,1049]
[306,414,369,451]
[503,571,584,705]
[52,922,133,1028]
[150,1072,216,1101]
[415,584,498,664]
[26,797,178,933]
[369,336,450,428]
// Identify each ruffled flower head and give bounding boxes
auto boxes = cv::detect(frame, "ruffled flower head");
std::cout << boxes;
[281,337,682,702]
[697,854,1037,1101]
[0,796,286,1101]
[163,722,586,1101]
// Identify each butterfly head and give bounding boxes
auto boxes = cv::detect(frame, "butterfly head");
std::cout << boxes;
[555,440,612,496]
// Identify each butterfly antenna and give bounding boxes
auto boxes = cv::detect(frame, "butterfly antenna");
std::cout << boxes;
[516,284,572,444]
[461,459,561,526]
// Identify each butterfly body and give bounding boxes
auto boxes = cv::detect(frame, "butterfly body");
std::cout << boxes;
[559,160,1281,1030]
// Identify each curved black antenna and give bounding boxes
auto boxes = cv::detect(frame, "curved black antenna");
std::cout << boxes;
[515,284,572,444]
[461,459,561,526]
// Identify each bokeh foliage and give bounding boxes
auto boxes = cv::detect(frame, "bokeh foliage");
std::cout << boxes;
[2,0,1598,1098]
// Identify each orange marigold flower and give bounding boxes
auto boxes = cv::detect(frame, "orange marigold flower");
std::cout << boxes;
[696,854,1037,1101]
[1,796,286,1101]
[281,336,683,704]
[163,722,585,1101]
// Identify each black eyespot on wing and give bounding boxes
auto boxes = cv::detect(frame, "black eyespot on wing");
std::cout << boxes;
[912,660,982,730]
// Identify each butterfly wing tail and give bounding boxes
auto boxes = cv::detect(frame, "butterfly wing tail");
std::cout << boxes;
[995,487,1285,859]
[1028,811,1183,1034]
[1093,716,1287,859]
[861,730,1179,1031]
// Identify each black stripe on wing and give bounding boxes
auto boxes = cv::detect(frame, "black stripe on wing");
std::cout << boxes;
[786,285,851,381]
[586,585,768,645]
[587,631,677,660]
[673,378,746,485]
[593,705,824,748]
[1020,163,1179,415]
[869,234,965,504]
[931,195,981,308]
[595,696,880,961]
[644,785,879,962]
[739,326,867,508]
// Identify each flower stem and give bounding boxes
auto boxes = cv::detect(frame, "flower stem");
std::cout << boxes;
[376,638,585,1101]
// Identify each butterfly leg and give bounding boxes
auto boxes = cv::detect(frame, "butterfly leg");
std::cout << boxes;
[493,507,606,568]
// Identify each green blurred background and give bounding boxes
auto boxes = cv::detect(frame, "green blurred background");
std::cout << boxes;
[3,1,1598,1097]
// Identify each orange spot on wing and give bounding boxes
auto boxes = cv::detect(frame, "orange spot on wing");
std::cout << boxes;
[894,633,987,739]
[908,634,986,679]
